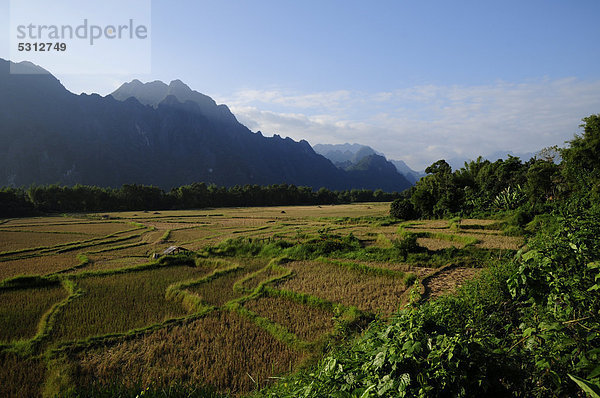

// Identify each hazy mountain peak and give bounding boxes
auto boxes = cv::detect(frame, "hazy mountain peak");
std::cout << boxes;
[111,78,239,125]
[12,60,52,75]
[0,58,53,76]
[313,143,382,164]
[128,78,144,86]
[169,79,190,90]
[0,58,67,95]
[314,142,423,185]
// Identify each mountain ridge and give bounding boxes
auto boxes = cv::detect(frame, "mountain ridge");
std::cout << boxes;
[0,59,411,192]
[314,143,424,184]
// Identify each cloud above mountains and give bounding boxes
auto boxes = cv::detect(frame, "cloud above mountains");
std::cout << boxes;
[220,78,600,169]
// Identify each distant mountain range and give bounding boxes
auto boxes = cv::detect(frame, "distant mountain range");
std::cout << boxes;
[313,144,425,184]
[0,59,411,192]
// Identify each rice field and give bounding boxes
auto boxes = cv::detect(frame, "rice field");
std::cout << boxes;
[0,230,90,252]
[186,263,264,307]
[243,295,336,342]
[235,262,290,292]
[70,310,305,395]
[276,260,409,316]
[0,203,516,396]
[401,220,524,251]
[1,221,131,236]
[82,255,149,272]
[0,284,67,342]
[0,253,81,280]
[51,265,213,342]
[0,353,47,398]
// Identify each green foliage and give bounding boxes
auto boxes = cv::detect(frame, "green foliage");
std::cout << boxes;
[525,160,560,208]
[403,273,417,288]
[569,374,600,398]
[410,160,464,218]
[265,275,519,397]
[0,188,37,217]
[447,217,461,231]
[1,183,403,218]
[392,233,421,259]
[561,114,600,200]
[207,233,369,261]
[406,153,559,218]
[505,205,600,395]
[493,185,525,211]
[390,199,419,220]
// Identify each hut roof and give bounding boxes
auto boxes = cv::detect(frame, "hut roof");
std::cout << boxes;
[162,246,189,255]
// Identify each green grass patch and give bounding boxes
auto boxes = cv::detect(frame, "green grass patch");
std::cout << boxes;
[160,229,171,242]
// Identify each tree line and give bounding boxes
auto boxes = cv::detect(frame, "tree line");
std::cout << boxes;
[391,114,600,223]
[0,183,402,218]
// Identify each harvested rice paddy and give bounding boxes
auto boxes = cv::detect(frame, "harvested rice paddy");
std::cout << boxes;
[0,203,519,396]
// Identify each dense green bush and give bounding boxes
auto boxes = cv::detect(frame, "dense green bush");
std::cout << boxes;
[390,199,419,220]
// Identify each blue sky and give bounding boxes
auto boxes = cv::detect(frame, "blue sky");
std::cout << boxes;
[2,0,600,169]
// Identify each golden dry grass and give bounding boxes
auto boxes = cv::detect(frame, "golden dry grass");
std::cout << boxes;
[2,216,88,227]
[460,219,500,226]
[0,205,513,395]
[71,310,305,395]
[417,237,463,250]
[51,235,145,257]
[218,218,271,228]
[3,222,131,236]
[277,261,408,316]
[0,231,89,252]
[472,234,524,250]
[143,221,210,231]
[187,259,267,306]
[51,266,213,342]
[0,285,67,342]
[81,256,149,272]
[403,220,448,229]
[0,254,81,280]
[236,265,289,292]
[243,296,335,342]
[84,241,150,257]
[332,259,434,277]
[415,230,523,251]
[168,227,217,244]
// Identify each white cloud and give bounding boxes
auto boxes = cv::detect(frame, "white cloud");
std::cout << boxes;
[219,78,600,170]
